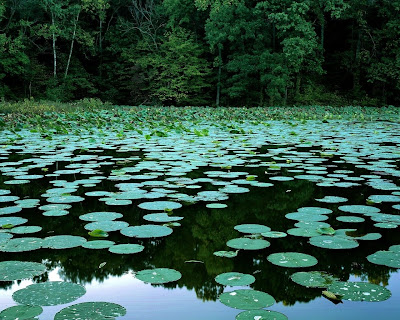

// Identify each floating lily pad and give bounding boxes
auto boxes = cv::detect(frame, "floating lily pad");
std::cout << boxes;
[84,221,129,232]
[287,228,321,237]
[13,281,86,306]
[213,250,238,258]
[219,289,275,310]
[0,237,42,252]
[10,226,42,234]
[54,302,126,320]
[135,268,181,284]
[43,235,86,249]
[0,206,22,215]
[285,212,328,222]
[215,272,255,287]
[267,252,318,268]
[327,281,391,302]
[290,271,339,288]
[121,224,173,238]
[234,224,271,234]
[338,205,380,215]
[138,201,182,211]
[206,203,228,209]
[261,231,287,238]
[0,232,13,244]
[0,196,19,203]
[143,213,183,223]
[79,211,123,222]
[47,195,85,203]
[367,250,400,268]
[0,305,43,319]
[309,236,359,249]
[82,240,115,249]
[0,261,46,281]
[235,310,288,320]
[108,244,144,254]
[374,222,398,229]
[336,216,365,223]
[88,229,109,238]
[297,207,332,215]
[368,194,400,203]
[227,238,270,250]
[316,196,348,203]
[42,209,69,217]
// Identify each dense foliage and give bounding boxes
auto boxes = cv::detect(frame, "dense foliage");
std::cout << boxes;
[0,0,399,106]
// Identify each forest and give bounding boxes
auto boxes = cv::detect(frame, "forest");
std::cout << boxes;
[0,0,399,106]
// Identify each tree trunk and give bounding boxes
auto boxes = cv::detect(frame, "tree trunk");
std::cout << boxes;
[65,10,80,79]
[216,46,222,107]
[51,11,57,78]
[295,74,301,101]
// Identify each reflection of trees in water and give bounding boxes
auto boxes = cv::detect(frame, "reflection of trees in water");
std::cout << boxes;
[0,154,397,306]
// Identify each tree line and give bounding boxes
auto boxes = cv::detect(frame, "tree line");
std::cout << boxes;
[0,0,399,106]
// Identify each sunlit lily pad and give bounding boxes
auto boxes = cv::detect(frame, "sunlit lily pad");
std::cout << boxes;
[143,213,183,223]
[234,224,271,234]
[287,228,321,237]
[0,206,22,215]
[0,237,42,252]
[367,250,400,268]
[10,226,42,234]
[215,272,255,286]
[338,205,380,215]
[138,201,182,211]
[309,236,359,249]
[0,261,46,281]
[0,305,43,319]
[290,271,339,288]
[297,207,332,215]
[79,211,123,222]
[267,252,318,268]
[213,250,238,258]
[235,310,288,320]
[108,244,144,254]
[219,289,275,310]
[261,231,287,238]
[285,212,328,222]
[43,235,87,249]
[84,221,129,232]
[47,195,85,203]
[327,281,391,302]
[135,268,181,284]
[82,240,115,249]
[54,302,127,320]
[316,196,348,203]
[121,224,173,238]
[227,238,270,250]
[42,209,69,217]
[206,203,228,209]
[12,281,86,306]
[336,216,365,223]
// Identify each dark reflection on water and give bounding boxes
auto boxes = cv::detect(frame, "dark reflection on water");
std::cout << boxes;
[0,147,399,312]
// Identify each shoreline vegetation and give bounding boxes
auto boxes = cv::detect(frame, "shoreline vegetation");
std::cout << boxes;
[0,100,399,132]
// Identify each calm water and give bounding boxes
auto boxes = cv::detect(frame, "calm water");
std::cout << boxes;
[0,124,399,319]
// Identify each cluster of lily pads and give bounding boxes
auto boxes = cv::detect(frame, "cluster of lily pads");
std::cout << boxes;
[0,107,399,319]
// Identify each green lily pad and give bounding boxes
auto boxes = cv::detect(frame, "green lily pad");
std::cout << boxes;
[215,272,255,286]
[338,205,380,215]
[0,232,13,244]
[143,213,183,223]
[336,216,365,223]
[327,281,391,302]
[84,221,129,232]
[297,207,332,215]
[82,240,115,249]
[42,209,69,217]
[309,236,359,249]
[138,201,182,211]
[317,227,336,235]
[219,289,275,310]
[54,302,126,320]
[43,235,87,249]
[236,310,288,320]
[206,203,228,209]
[12,281,86,306]
[135,268,181,284]
[108,244,144,254]
[0,305,43,319]
[261,231,287,238]
[367,250,400,268]
[227,238,270,250]
[315,196,348,203]
[0,206,22,215]
[287,228,321,237]
[0,237,42,252]
[47,195,85,203]
[10,226,42,234]
[285,212,328,222]
[213,250,238,258]
[267,252,318,268]
[121,225,173,238]
[88,229,109,238]
[79,211,123,222]
[0,261,46,281]
[374,223,397,229]
[290,271,339,288]
[234,224,271,234]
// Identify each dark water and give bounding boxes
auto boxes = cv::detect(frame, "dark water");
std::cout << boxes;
[0,147,399,320]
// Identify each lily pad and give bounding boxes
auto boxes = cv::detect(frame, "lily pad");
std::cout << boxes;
[261,231,287,238]
[206,203,228,209]
[327,281,391,302]
[236,310,288,320]
[0,237,42,252]
[121,225,173,238]
[219,289,275,310]
[215,272,255,286]
[316,196,348,203]
[143,213,183,223]
[0,305,43,320]
[43,235,87,249]
[135,268,181,284]
[213,250,238,258]
[227,238,270,250]
[234,224,271,234]
[54,302,127,320]
[367,250,400,268]
[290,271,339,288]
[12,281,86,306]
[267,252,318,268]
[138,201,182,211]
[79,211,123,222]
[0,261,46,281]
[336,216,365,223]
[309,236,359,249]
[108,244,144,254]
[338,205,380,215]
[82,240,115,249]
[84,221,129,232]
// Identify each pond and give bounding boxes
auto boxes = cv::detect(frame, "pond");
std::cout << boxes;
[0,115,399,319]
